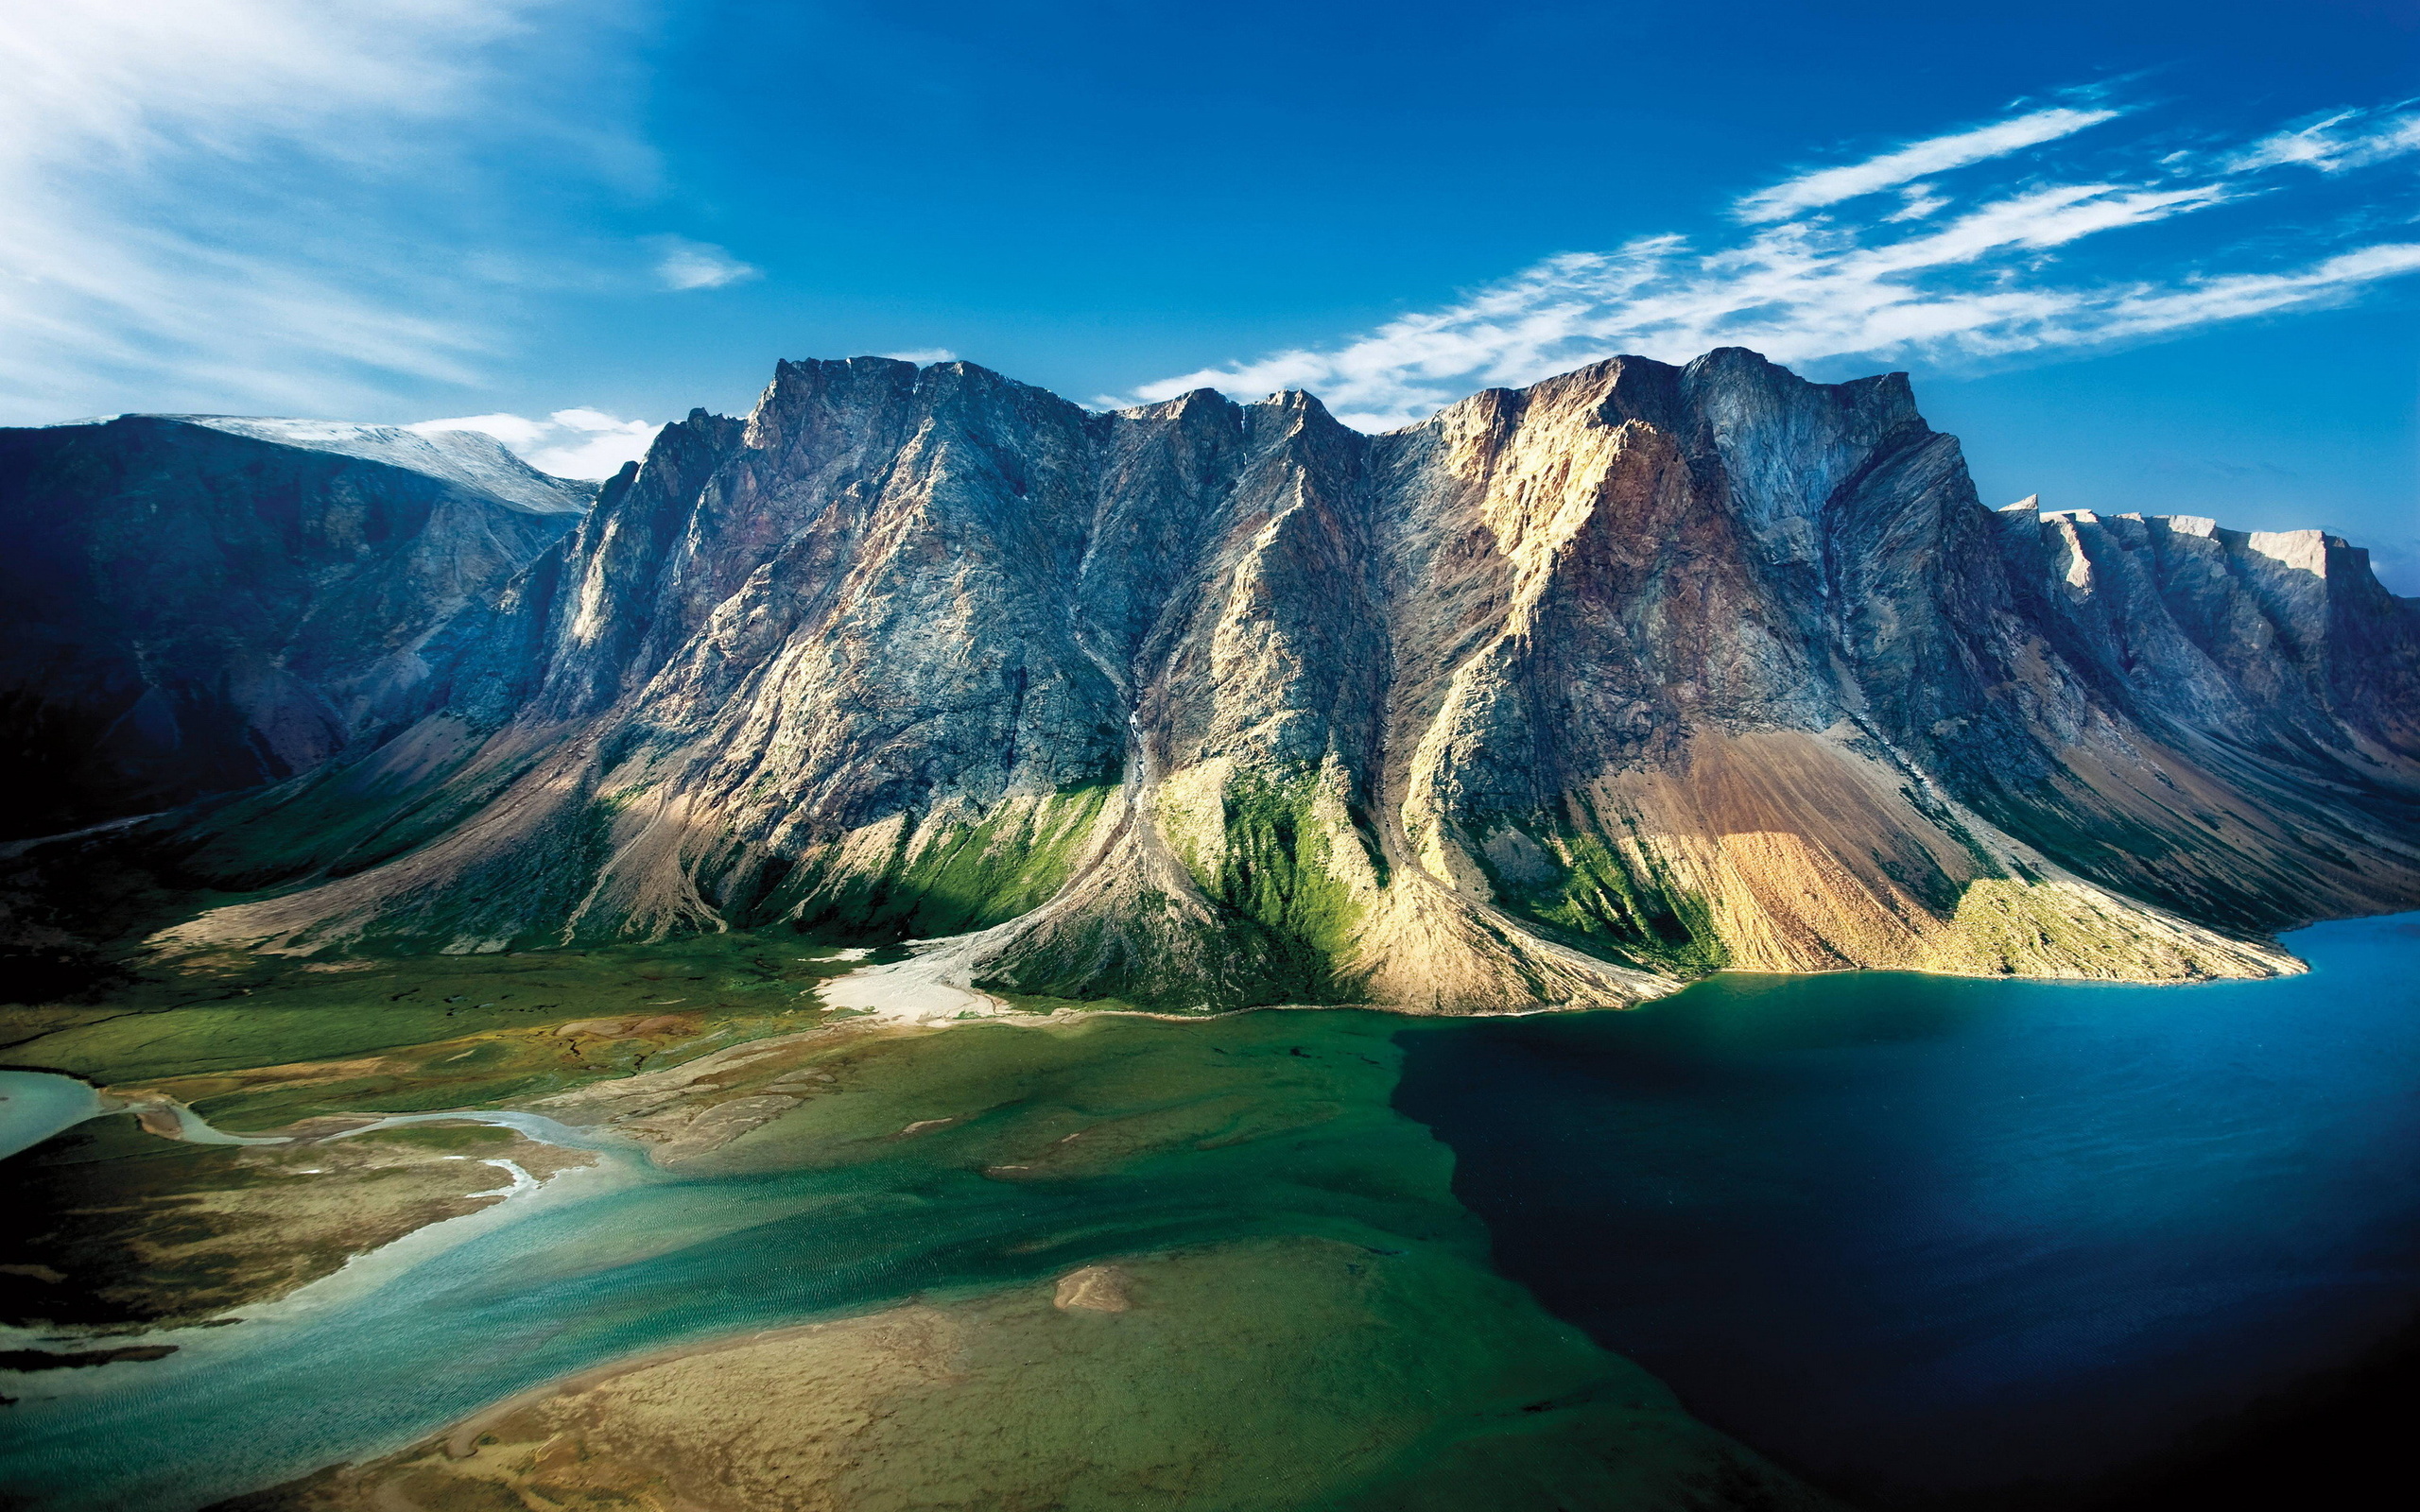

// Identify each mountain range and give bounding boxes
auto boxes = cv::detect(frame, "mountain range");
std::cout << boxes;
[0,416,591,836]
[6,350,2417,1012]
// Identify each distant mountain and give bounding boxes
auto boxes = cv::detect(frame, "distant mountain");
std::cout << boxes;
[0,416,592,837]
[23,354,2420,1009]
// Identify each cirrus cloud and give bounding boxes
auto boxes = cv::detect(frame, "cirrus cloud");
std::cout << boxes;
[2223,105,2420,175]
[0,0,631,423]
[1734,104,2123,223]
[410,405,661,479]
[1122,97,2420,431]
[649,234,760,292]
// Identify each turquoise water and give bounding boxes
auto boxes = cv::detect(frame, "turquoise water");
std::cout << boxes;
[0,1072,104,1161]
[3,917,2414,1510]
[0,1013,1478,1511]
[1395,913,2420,1508]
[0,1072,289,1160]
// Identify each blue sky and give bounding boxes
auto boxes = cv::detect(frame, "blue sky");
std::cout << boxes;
[4,1,2415,580]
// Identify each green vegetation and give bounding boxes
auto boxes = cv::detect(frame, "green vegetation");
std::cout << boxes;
[180,731,512,890]
[1204,769,1375,996]
[0,932,859,1125]
[974,768,1391,1013]
[979,987,1156,1017]
[1475,809,1729,975]
[975,886,1254,1015]
[1933,878,2230,980]
[775,782,1115,939]
[347,1122,519,1152]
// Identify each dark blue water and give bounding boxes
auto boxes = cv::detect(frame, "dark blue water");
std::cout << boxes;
[1395,913,2420,1509]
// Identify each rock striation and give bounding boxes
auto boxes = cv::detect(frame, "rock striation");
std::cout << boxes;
[0,417,592,838]
[92,352,2420,1009]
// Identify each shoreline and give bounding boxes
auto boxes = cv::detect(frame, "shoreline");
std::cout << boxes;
[8,919,2408,1512]
[5,917,2333,1348]
[810,934,2315,1037]
[0,1117,624,1357]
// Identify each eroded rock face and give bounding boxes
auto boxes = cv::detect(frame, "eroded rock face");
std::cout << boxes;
[1981,505,2420,927]
[147,352,2420,1007]
[0,417,592,837]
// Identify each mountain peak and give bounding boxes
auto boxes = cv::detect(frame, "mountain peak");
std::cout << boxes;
[84,349,2413,1010]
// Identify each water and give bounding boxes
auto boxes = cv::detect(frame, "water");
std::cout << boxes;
[0,1072,104,1161]
[0,1012,1517,1511]
[314,1108,631,1151]
[4,918,2415,1510]
[1394,913,2420,1508]
[0,1072,287,1160]
[156,1105,288,1148]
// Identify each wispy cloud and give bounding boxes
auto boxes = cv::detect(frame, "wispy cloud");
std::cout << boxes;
[411,406,662,479]
[881,348,961,364]
[1734,105,2121,222]
[649,235,760,292]
[2223,105,2420,174]
[0,2,514,418]
[0,0,643,424]
[1125,98,2420,430]
[1883,185,1951,222]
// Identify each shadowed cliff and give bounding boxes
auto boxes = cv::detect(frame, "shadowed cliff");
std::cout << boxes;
[0,416,594,838]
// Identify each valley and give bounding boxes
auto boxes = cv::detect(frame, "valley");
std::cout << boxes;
[4,348,2417,1510]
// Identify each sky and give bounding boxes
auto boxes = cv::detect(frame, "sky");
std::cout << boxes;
[3,1,2415,582]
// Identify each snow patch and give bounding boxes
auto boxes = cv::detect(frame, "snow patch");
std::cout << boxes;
[157,416,595,514]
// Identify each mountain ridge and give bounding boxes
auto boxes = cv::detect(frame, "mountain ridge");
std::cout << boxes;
[13,351,2419,1013]
[9,352,2410,1016]
[0,415,595,836]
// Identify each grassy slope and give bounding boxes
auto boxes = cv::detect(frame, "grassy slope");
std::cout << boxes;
[776,782,1115,939]
[1200,770,1376,1000]
[1474,808,1730,976]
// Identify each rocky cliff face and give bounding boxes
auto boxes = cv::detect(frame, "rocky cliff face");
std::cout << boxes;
[138,352,2420,1009]
[0,417,592,837]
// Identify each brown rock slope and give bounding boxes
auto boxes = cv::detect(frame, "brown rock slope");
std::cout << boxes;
[153,352,2420,1008]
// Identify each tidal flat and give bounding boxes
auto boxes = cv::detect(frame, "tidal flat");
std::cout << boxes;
[2,968,1834,1512]
[2,916,2416,1511]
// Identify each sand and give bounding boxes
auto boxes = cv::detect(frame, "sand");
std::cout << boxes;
[216,1239,1843,1512]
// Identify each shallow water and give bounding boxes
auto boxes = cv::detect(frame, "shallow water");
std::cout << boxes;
[1395,913,2420,1507]
[157,1105,288,1148]
[0,1071,290,1160]
[0,1071,103,1162]
[315,1107,631,1152]
[0,1013,1531,1511]
[3,917,2415,1510]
